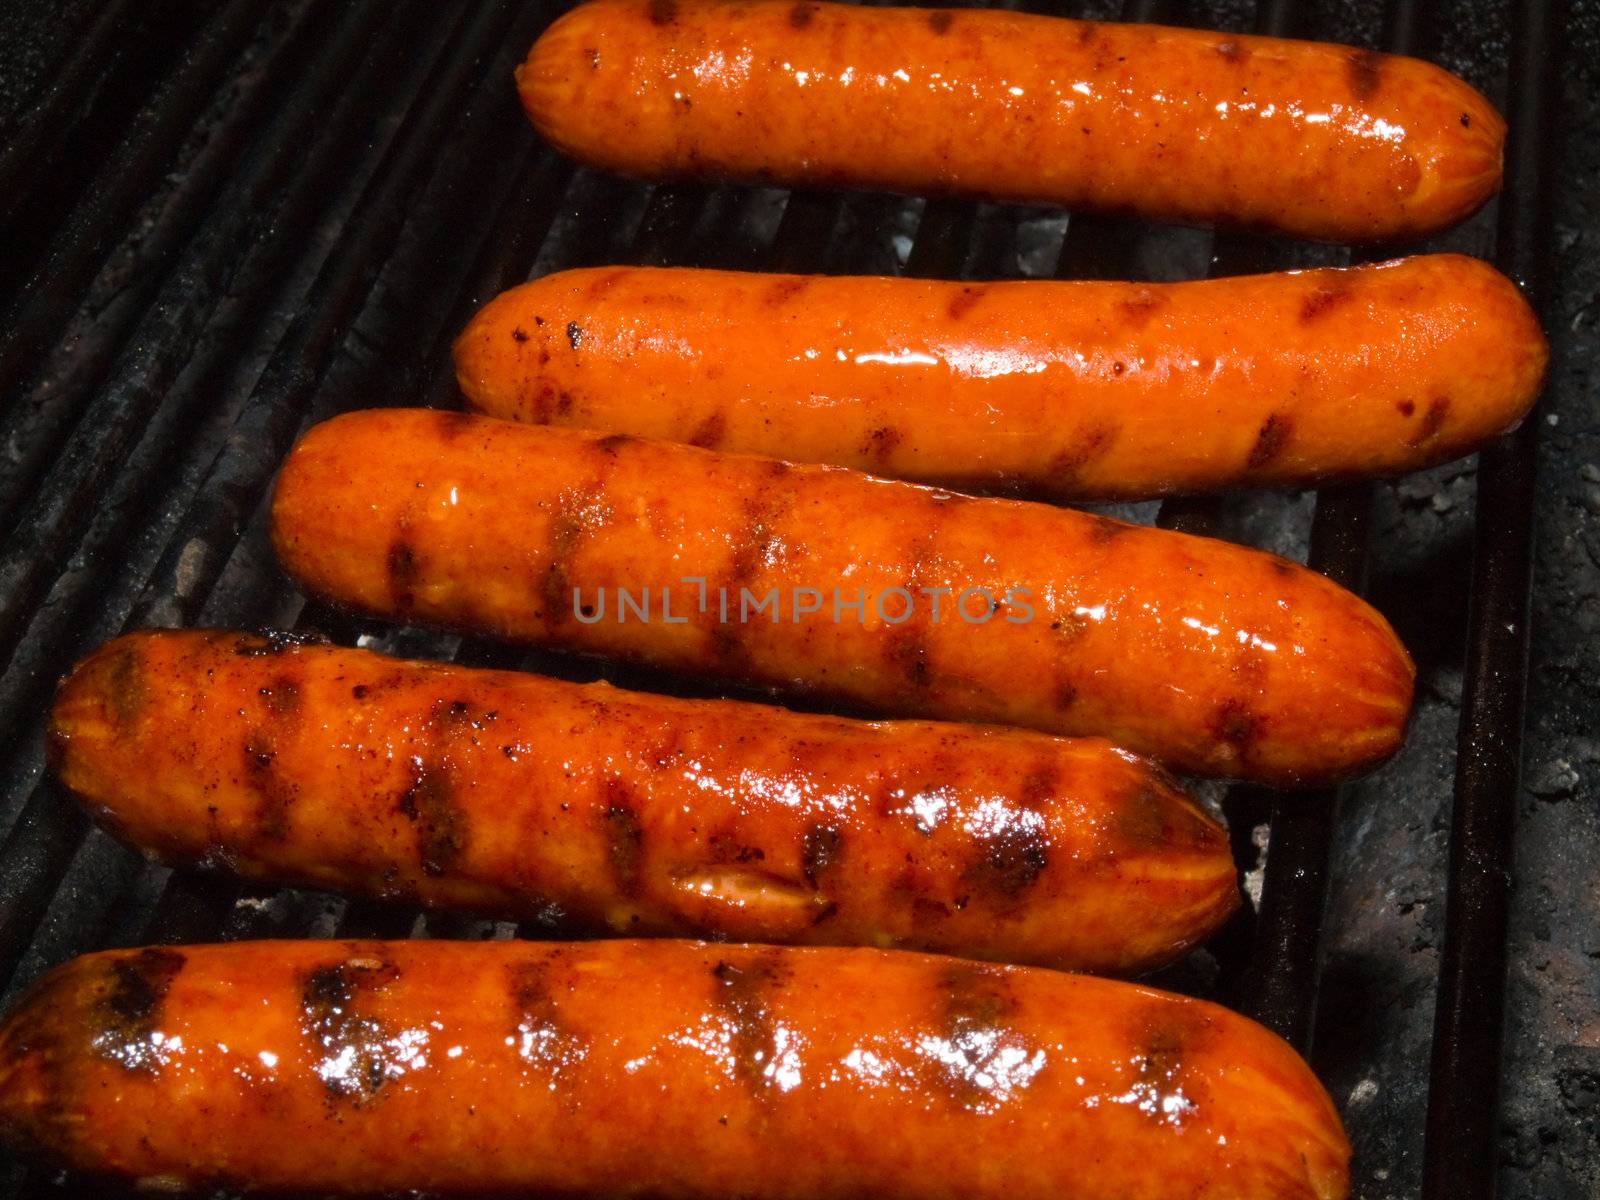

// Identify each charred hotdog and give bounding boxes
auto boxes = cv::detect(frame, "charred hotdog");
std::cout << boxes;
[0,939,1351,1198]
[49,629,1237,974]
[269,410,1414,785]
[454,256,1546,500]
[519,0,1503,242]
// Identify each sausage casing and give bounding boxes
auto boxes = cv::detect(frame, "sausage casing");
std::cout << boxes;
[520,0,1503,242]
[269,410,1415,785]
[454,256,1546,499]
[49,629,1237,974]
[0,939,1351,1198]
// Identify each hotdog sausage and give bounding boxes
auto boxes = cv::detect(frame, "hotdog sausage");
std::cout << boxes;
[269,410,1414,785]
[49,629,1237,974]
[454,256,1546,500]
[0,939,1351,1198]
[519,0,1503,242]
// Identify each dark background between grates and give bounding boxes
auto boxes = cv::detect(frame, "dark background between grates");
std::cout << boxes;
[0,0,1595,1196]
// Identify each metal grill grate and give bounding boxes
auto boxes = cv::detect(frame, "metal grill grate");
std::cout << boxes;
[0,0,1573,1195]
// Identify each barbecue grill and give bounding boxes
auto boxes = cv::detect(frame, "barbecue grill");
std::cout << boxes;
[0,0,1587,1195]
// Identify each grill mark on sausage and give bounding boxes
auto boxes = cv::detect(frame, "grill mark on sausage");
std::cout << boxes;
[962,782,1050,901]
[1075,20,1099,45]
[647,0,677,25]
[1214,39,1247,62]
[800,824,843,886]
[301,958,403,1108]
[1048,422,1118,486]
[432,410,473,441]
[1118,287,1165,326]
[710,953,788,1097]
[1300,278,1354,321]
[926,8,954,32]
[103,642,146,726]
[602,782,644,898]
[1408,396,1450,445]
[387,539,419,612]
[244,729,294,840]
[713,464,793,661]
[1213,699,1259,757]
[1127,1002,1216,1125]
[1266,554,1299,578]
[541,483,612,624]
[260,677,300,717]
[926,962,1042,1111]
[764,276,811,306]
[946,284,990,321]
[397,758,464,877]
[1347,49,1385,100]
[89,948,187,1075]
[1247,412,1293,470]
[863,425,903,464]
[507,953,588,1082]
[1397,398,1416,417]
[1087,513,1133,544]
[789,2,816,27]
[689,411,728,449]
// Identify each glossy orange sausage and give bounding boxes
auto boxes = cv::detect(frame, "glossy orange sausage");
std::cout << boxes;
[519,0,1504,242]
[454,256,1546,500]
[270,410,1415,785]
[0,939,1351,1198]
[49,629,1238,974]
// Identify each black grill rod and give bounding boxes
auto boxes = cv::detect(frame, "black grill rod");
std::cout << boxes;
[0,0,277,413]
[0,4,438,685]
[1421,0,1561,1192]
[1236,0,1442,1051]
[0,0,538,986]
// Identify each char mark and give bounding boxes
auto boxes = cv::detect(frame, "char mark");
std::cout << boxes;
[710,953,788,1096]
[648,0,677,24]
[1215,39,1247,61]
[397,759,465,877]
[1408,396,1450,446]
[928,9,953,32]
[946,284,989,321]
[90,949,187,1075]
[508,954,588,1078]
[961,808,1049,899]
[765,276,812,306]
[260,677,300,717]
[433,410,473,440]
[541,485,610,623]
[790,2,816,27]
[690,411,728,449]
[923,962,1042,1112]
[1300,279,1354,322]
[1213,699,1258,752]
[1118,287,1165,325]
[244,730,294,840]
[1246,412,1292,470]
[387,539,419,611]
[1087,514,1133,544]
[862,426,903,464]
[1347,48,1385,99]
[1049,422,1117,485]
[602,783,644,898]
[301,959,402,1107]
[800,825,843,886]
[104,643,146,726]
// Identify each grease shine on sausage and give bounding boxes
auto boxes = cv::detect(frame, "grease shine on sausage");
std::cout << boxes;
[455,256,1546,500]
[518,0,1503,242]
[0,940,1351,1198]
[49,630,1237,974]
[269,410,1415,785]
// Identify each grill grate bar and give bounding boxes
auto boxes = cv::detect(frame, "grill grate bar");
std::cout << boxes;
[1422,0,1563,1191]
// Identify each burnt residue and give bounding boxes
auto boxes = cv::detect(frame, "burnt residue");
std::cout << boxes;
[1397,398,1416,417]
[397,758,465,877]
[647,0,677,23]
[89,948,187,1074]
[386,539,419,611]
[946,284,989,320]
[244,729,294,840]
[1247,411,1293,469]
[602,783,644,898]
[1409,396,1451,445]
[259,677,300,717]
[566,320,584,349]
[103,642,146,726]
[862,425,903,464]
[789,2,817,27]
[1347,48,1385,100]
[927,9,953,32]
[507,955,588,1081]
[711,954,788,1096]
[301,958,403,1107]
[800,825,842,886]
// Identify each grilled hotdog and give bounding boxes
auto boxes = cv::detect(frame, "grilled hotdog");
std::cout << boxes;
[49,629,1237,974]
[519,0,1503,242]
[455,256,1546,500]
[270,410,1414,785]
[0,939,1351,1198]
